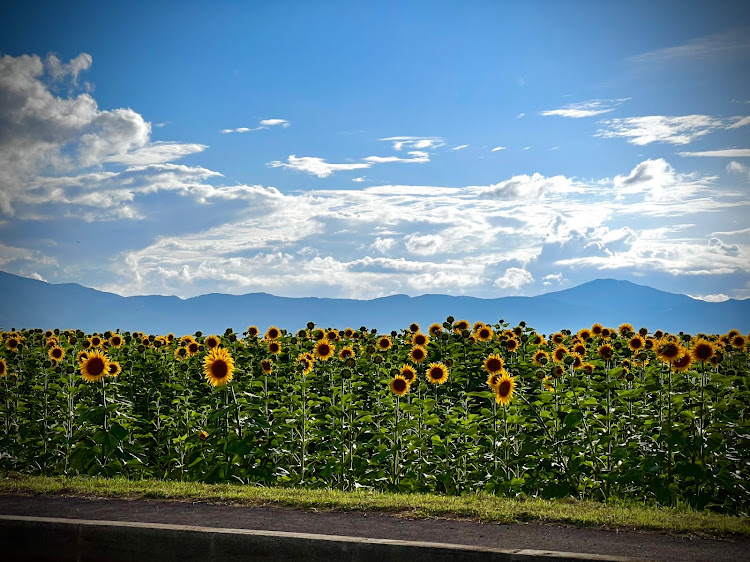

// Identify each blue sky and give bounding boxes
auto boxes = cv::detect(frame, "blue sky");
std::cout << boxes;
[1,0,749,301]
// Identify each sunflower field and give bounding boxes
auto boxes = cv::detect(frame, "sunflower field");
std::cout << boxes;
[0,320,748,514]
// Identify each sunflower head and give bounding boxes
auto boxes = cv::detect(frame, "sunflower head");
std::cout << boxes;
[571,354,584,369]
[408,322,420,333]
[411,332,429,347]
[343,328,354,339]
[656,340,682,364]
[377,335,392,351]
[533,349,549,366]
[483,353,504,374]
[600,327,612,339]
[389,375,410,397]
[591,324,603,337]
[268,340,282,355]
[187,341,200,356]
[261,359,273,374]
[108,361,121,377]
[198,430,208,441]
[314,338,335,361]
[453,320,470,333]
[428,323,443,337]
[6,337,19,352]
[618,323,634,336]
[494,374,516,406]
[597,344,615,361]
[109,335,123,348]
[691,339,715,363]
[246,326,259,338]
[409,345,427,364]
[577,328,592,341]
[628,335,645,352]
[552,346,568,363]
[203,347,235,387]
[673,351,693,373]
[426,362,449,385]
[80,350,111,383]
[175,346,188,361]
[582,363,595,376]
[476,325,494,342]
[486,372,503,391]
[731,334,746,350]
[90,335,102,348]
[542,376,554,392]
[265,326,281,341]
[205,335,220,349]
[505,338,520,352]
[551,332,565,345]
[338,346,355,361]
[400,364,416,383]
[0,358,7,377]
[49,346,65,363]
[572,342,586,356]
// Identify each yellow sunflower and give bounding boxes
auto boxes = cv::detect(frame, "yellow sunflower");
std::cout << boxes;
[691,339,715,363]
[597,344,615,361]
[265,326,281,340]
[628,335,645,352]
[551,332,565,345]
[186,341,200,356]
[205,335,221,349]
[572,342,586,356]
[486,372,502,391]
[326,329,340,341]
[591,324,604,337]
[0,358,7,377]
[453,319,470,333]
[48,345,65,363]
[552,346,568,363]
[409,345,427,364]
[389,375,410,396]
[203,347,235,387]
[571,354,584,369]
[505,338,520,352]
[6,336,19,352]
[180,335,196,346]
[338,346,355,360]
[483,353,504,375]
[475,325,494,342]
[582,363,595,376]
[77,350,89,364]
[618,323,634,336]
[377,335,392,351]
[174,346,188,362]
[314,339,335,361]
[426,362,449,385]
[655,340,682,364]
[731,334,746,351]
[533,349,549,366]
[89,335,103,348]
[400,364,417,384]
[261,359,273,374]
[108,361,121,377]
[494,374,516,406]
[673,351,693,373]
[296,353,314,376]
[80,350,111,383]
[343,327,355,339]
[542,376,554,392]
[267,340,282,355]
[428,323,443,337]
[246,326,259,338]
[577,328,592,341]
[109,334,123,348]
[411,332,429,347]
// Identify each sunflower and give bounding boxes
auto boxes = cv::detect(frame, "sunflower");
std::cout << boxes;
[571,353,584,369]
[577,328,592,341]
[186,341,200,356]
[731,334,746,351]
[339,346,355,361]
[77,350,89,364]
[343,328,354,339]
[389,375,410,397]
[267,340,282,355]
[296,353,314,376]
[453,319,470,333]
[46,336,59,348]
[265,326,281,340]
[409,345,427,364]
[486,372,502,391]
[174,346,188,361]
[6,336,19,352]
[582,363,595,376]
[314,339,335,361]
[108,361,121,377]
[505,338,520,352]
[597,344,615,361]
[591,324,604,337]
[400,364,417,384]
[494,374,516,406]
[475,325,494,342]
[533,350,549,366]
[412,332,429,347]
[656,340,682,364]
[600,327,612,339]
[628,335,645,352]
[691,339,715,363]
[89,335,103,348]
[673,351,693,373]
[618,323,634,336]
[180,335,196,346]
[246,326,259,338]
[109,334,123,348]
[260,359,273,374]
[205,335,220,349]
[0,358,6,377]
[198,430,208,441]
[542,376,554,391]
[428,323,443,337]
[409,322,420,333]
[551,332,565,345]
[48,346,65,363]
[377,335,392,351]
[80,350,111,383]
[552,346,568,363]
[203,347,235,387]
[483,354,504,375]
[571,342,586,356]
[166,333,175,343]
[325,329,339,341]
[426,362,449,385]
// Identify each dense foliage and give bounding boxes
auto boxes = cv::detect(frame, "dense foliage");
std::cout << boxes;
[0,320,748,514]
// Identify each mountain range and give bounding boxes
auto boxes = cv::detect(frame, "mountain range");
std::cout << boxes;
[1,270,748,335]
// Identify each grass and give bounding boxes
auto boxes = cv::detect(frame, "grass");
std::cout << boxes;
[1,473,748,538]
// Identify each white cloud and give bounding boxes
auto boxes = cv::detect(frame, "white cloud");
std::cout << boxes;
[494,267,534,290]
[221,118,290,133]
[352,176,366,182]
[452,144,469,150]
[517,113,525,118]
[522,146,530,150]
[688,293,730,302]
[482,172,577,200]
[28,272,47,282]
[370,237,396,253]
[626,28,750,65]
[597,115,726,145]
[541,98,629,118]
[404,233,445,255]
[380,136,445,151]
[727,116,750,129]
[103,141,208,165]
[726,160,750,180]
[680,149,750,157]
[542,273,563,285]
[491,146,506,152]
[363,151,430,164]
[267,155,371,178]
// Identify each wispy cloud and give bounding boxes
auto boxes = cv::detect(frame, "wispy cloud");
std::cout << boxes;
[626,27,750,65]
[363,151,430,164]
[452,144,469,150]
[541,98,629,118]
[267,155,370,178]
[491,146,506,152]
[379,136,445,151]
[680,149,750,157]
[220,118,290,134]
[597,115,728,145]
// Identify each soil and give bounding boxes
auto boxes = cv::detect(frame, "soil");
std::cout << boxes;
[1,494,748,561]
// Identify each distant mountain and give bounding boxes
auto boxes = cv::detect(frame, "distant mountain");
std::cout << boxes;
[1,271,748,335]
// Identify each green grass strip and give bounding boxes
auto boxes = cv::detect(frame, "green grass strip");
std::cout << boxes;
[1,473,748,538]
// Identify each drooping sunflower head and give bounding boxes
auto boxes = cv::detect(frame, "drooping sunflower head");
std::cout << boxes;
[377,335,392,351]
[108,361,121,377]
[505,337,520,352]
[577,328,592,342]
[691,339,716,363]
[265,326,281,341]
[389,375,410,397]
[533,349,549,366]
[314,338,335,361]
[653,330,664,340]
[203,347,235,387]
[268,340,282,355]
[338,346,355,361]
[428,323,443,337]
[551,332,565,345]
[476,325,494,342]
[552,346,568,363]
[174,346,188,361]
[49,346,65,363]
[597,344,615,361]
[591,324,604,337]
[411,332,429,347]
[483,353,504,375]
[409,322,420,333]
[426,362,449,385]
[400,364,416,383]
[205,335,220,349]
[409,345,427,364]
[80,350,110,383]
[109,334,123,348]
[618,323,634,336]
[261,359,273,374]
[628,335,645,352]
[494,374,516,406]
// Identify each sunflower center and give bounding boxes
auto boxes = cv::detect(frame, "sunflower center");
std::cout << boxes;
[87,357,105,377]
[487,358,502,371]
[498,380,511,396]
[52,349,62,358]
[393,379,407,392]
[211,360,228,379]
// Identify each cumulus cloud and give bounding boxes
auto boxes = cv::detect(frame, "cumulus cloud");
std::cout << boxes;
[404,233,445,255]
[726,160,750,180]
[494,267,534,290]
[267,155,371,178]
[541,98,629,118]
[221,118,290,133]
[688,293,730,302]
[542,273,563,285]
[481,172,577,200]
[28,272,47,282]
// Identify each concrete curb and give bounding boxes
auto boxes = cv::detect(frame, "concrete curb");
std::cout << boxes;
[0,514,650,562]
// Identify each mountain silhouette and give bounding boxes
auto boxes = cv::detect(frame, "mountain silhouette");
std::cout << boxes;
[1,271,747,335]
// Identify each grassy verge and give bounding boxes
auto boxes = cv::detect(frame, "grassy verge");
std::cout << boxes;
[1,473,748,538]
